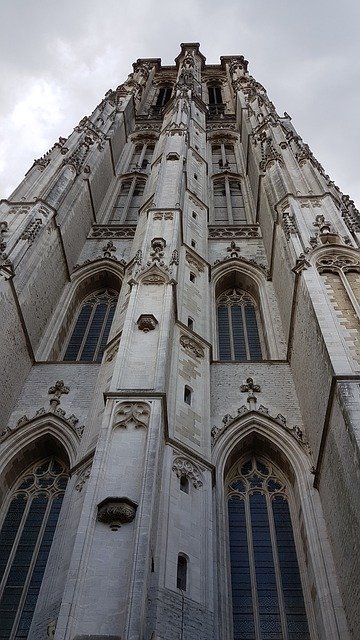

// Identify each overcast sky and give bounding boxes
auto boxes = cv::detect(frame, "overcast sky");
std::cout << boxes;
[1,0,359,206]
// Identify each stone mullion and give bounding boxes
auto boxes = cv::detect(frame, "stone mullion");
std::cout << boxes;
[225,178,234,224]
[266,493,289,640]
[122,178,136,224]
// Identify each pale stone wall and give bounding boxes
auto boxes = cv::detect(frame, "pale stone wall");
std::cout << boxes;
[0,42,358,640]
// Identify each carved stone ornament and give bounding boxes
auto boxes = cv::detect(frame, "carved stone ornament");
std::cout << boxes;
[172,457,203,489]
[208,225,260,239]
[211,406,312,456]
[113,401,151,429]
[75,466,92,492]
[240,377,261,393]
[180,334,204,358]
[97,496,138,531]
[89,225,136,239]
[316,254,360,274]
[137,314,158,332]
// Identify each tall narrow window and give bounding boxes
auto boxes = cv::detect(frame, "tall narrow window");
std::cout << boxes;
[129,142,155,172]
[217,289,262,361]
[63,289,117,363]
[0,458,68,640]
[213,178,246,224]
[111,178,146,223]
[208,86,225,116]
[228,457,311,640]
[156,87,172,107]
[212,143,237,173]
[176,555,188,591]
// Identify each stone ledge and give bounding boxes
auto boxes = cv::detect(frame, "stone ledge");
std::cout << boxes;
[73,636,121,640]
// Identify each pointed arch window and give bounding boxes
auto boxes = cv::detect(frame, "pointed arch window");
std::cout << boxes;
[227,457,311,640]
[213,177,246,224]
[217,289,262,361]
[0,458,68,640]
[111,177,146,223]
[63,289,117,363]
[317,255,360,365]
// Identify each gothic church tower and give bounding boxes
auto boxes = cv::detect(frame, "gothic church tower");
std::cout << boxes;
[0,43,359,640]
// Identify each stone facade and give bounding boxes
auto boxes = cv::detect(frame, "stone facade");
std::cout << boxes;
[0,43,359,640]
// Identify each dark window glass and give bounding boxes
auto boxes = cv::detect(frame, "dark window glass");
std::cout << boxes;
[208,86,223,105]
[217,289,262,361]
[228,458,310,640]
[177,555,187,591]
[63,290,117,362]
[156,87,172,107]
[0,459,68,640]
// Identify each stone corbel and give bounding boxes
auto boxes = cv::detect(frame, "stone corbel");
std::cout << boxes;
[97,497,138,531]
[137,314,158,332]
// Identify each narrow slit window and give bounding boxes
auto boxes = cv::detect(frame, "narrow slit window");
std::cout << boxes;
[184,386,192,405]
[177,555,188,591]
[189,272,196,283]
[187,317,194,330]
[180,476,189,493]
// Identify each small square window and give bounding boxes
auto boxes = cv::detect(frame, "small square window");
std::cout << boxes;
[192,211,197,219]
[191,239,196,248]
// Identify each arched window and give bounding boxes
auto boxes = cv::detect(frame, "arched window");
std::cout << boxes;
[0,457,68,640]
[227,457,311,640]
[213,177,246,224]
[317,254,360,365]
[63,289,117,362]
[111,177,146,223]
[217,289,262,361]
[176,554,188,591]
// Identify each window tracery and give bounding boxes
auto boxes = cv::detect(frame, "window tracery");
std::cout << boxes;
[227,456,310,640]
[317,254,360,364]
[0,458,68,640]
[217,289,262,361]
[63,289,117,363]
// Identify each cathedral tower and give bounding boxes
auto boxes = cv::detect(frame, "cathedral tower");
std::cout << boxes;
[0,43,359,640]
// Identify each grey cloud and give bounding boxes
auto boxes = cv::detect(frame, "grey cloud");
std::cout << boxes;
[1,0,359,205]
